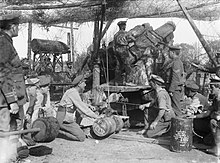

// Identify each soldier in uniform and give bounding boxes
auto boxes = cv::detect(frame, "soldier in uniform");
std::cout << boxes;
[206,79,220,156]
[56,75,99,141]
[166,46,185,116]
[22,77,40,146]
[113,20,135,84]
[184,80,213,144]
[0,12,29,160]
[139,74,175,137]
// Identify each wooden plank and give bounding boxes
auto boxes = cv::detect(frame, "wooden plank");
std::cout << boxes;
[110,134,170,146]
[98,85,151,92]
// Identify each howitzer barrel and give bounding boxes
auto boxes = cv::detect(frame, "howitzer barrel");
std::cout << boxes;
[176,0,217,67]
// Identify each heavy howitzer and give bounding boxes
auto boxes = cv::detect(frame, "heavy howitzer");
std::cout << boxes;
[177,0,220,76]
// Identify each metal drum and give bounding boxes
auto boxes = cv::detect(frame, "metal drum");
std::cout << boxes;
[31,117,60,143]
[170,117,193,152]
[92,116,124,138]
[112,115,124,133]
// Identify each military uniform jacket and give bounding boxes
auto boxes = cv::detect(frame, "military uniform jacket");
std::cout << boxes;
[0,31,27,106]
[167,57,185,92]
[113,30,129,54]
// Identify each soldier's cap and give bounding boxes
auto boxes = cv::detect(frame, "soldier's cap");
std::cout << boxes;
[25,78,40,86]
[149,74,165,84]
[72,74,86,86]
[185,80,199,91]
[168,45,181,51]
[38,75,51,87]
[0,12,20,23]
[117,21,127,26]
[210,78,220,85]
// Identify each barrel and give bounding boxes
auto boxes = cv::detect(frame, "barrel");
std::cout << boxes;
[112,115,124,133]
[170,117,193,152]
[31,117,60,143]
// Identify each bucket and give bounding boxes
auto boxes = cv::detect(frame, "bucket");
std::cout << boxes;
[31,117,60,143]
[92,117,117,137]
[170,117,193,152]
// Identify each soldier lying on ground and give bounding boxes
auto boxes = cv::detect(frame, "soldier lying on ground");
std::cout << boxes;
[56,75,99,141]
[138,74,175,138]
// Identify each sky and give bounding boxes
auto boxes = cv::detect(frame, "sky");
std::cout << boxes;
[13,17,220,60]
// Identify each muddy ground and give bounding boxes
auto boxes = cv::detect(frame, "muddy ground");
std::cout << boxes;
[24,128,219,163]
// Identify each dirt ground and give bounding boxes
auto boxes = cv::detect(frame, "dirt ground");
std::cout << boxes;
[22,129,219,163]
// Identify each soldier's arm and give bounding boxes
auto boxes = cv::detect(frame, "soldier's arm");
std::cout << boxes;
[1,79,18,104]
[68,90,98,119]
[154,94,167,123]
[26,94,37,116]
[169,60,182,92]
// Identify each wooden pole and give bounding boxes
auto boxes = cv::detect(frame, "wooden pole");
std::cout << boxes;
[176,0,217,67]
[67,32,71,62]
[70,22,75,67]
[0,128,40,137]
[27,21,32,70]
[92,1,106,105]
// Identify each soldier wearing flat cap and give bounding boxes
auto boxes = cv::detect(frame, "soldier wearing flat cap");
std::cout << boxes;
[22,77,40,146]
[166,45,185,116]
[0,12,29,158]
[56,74,99,142]
[184,80,213,144]
[30,75,51,123]
[138,74,175,137]
[113,20,134,85]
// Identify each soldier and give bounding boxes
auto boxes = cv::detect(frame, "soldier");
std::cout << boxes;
[206,79,220,156]
[56,75,99,141]
[184,80,213,144]
[139,74,175,137]
[31,75,51,123]
[0,12,29,160]
[113,20,135,84]
[167,46,185,116]
[22,77,40,146]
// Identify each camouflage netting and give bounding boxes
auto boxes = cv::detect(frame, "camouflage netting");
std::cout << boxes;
[0,0,220,26]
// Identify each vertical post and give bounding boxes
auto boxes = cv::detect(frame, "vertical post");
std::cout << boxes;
[176,0,217,67]
[27,22,32,70]
[70,22,74,68]
[67,33,71,62]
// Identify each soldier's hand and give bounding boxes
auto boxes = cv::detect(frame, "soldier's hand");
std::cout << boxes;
[150,121,158,130]
[9,103,19,114]
[25,114,31,122]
